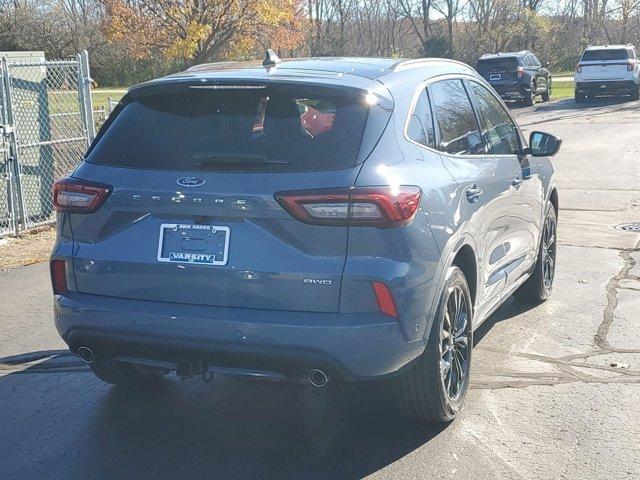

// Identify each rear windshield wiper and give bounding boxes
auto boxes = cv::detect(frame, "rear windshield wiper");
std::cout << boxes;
[193,153,290,169]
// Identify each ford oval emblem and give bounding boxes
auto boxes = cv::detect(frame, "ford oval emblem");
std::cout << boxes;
[176,177,206,188]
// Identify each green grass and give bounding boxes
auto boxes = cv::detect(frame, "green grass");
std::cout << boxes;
[552,70,575,78]
[92,88,127,111]
[552,80,574,100]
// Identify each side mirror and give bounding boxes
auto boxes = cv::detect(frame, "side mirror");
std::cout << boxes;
[542,61,549,68]
[529,131,562,157]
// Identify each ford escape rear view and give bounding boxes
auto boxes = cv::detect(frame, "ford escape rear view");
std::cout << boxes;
[51,54,562,423]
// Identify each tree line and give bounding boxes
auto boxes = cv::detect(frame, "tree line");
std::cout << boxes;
[0,0,638,87]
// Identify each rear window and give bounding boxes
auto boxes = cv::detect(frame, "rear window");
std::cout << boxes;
[86,84,381,172]
[581,49,629,61]
[475,57,519,73]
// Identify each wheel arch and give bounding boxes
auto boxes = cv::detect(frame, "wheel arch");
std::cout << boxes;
[422,233,480,343]
[451,244,478,308]
[549,187,559,218]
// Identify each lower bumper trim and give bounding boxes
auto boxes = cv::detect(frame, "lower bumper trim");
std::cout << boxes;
[576,81,638,95]
[67,328,354,382]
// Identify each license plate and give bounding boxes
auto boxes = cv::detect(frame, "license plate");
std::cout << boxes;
[157,223,230,266]
[489,74,501,81]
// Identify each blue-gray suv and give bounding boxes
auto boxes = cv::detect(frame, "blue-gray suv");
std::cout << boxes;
[51,55,561,423]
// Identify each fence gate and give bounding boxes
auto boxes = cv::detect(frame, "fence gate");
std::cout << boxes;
[0,50,94,236]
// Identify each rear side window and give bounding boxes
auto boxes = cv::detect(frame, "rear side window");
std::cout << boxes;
[406,89,435,148]
[430,79,483,155]
[581,49,629,61]
[469,82,521,155]
[475,58,519,73]
[526,55,539,67]
[86,85,379,172]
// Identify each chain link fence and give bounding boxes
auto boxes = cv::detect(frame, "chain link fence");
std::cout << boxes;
[93,97,119,129]
[0,51,94,236]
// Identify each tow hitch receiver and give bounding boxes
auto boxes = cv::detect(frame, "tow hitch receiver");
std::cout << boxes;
[176,359,209,380]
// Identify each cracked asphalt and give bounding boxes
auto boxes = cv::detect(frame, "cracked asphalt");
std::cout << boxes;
[1,97,639,480]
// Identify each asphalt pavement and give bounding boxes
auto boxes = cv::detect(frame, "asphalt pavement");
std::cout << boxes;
[1,97,639,480]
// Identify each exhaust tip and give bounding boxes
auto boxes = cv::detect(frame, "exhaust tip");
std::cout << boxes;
[308,368,329,387]
[76,346,95,364]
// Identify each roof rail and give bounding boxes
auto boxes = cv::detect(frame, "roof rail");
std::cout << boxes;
[390,58,434,70]
[391,57,472,72]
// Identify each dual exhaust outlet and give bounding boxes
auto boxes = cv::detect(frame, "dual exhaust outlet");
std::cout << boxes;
[76,346,95,364]
[75,345,330,387]
[307,368,329,387]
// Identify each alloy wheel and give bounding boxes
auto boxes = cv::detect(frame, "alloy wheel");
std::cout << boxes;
[542,213,557,291]
[439,285,470,401]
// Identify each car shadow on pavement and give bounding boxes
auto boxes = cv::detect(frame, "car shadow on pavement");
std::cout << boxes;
[537,96,638,112]
[508,96,638,115]
[0,350,446,479]
[1,296,540,479]
[473,295,539,346]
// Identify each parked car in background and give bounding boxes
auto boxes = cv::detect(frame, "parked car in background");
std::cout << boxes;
[51,54,562,424]
[475,51,552,106]
[574,44,640,102]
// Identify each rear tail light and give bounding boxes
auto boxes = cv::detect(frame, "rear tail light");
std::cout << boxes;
[372,281,398,318]
[576,64,582,73]
[517,67,525,78]
[627,61,635,72]
[50,259,68,295]
[275,186,422,228]
[53,177,112,213]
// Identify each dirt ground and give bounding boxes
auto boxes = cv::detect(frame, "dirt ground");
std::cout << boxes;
[0,227,55,272]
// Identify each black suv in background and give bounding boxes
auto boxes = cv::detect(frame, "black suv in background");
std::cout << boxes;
[475,51,552,106]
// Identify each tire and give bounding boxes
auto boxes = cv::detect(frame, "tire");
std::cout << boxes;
[542,81,551,102]
[524,84,536,106]
[90,358,168,385]
[393,266,473,423]
[514,204,557,304]
[575,92,586,103]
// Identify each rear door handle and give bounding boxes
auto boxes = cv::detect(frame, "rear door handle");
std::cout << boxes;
[512,175,523,188]
[465,185,483,203]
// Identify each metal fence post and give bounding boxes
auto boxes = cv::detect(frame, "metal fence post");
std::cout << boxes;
[0,59,18,236]
[78,50,95,144]
[1,56,25,234]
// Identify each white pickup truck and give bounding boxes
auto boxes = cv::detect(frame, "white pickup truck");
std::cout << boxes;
[574,44,640,102]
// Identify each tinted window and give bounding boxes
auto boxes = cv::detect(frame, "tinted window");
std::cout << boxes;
[87,86,375,172]
[406,89,435,148]
[470,82,521,155]
[582,49,629,61]
[430,80,483,155]
[475,57,519,73]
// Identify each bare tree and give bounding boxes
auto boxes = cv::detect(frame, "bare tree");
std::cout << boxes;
[398,0,434,55]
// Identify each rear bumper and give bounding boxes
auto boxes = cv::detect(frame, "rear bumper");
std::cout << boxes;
[576,80,639,95]
[490,82,530,99]
[54,292,424,381]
